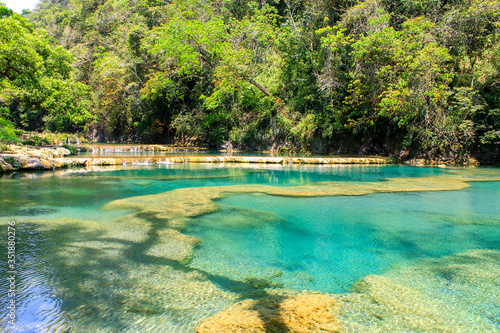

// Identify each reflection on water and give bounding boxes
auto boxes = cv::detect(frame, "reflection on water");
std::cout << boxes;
[69,148,328,159]
[0,164,499,332]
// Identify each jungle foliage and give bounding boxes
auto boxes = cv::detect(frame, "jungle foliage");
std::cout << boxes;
[1,0,499,162]
[0,4,93,136]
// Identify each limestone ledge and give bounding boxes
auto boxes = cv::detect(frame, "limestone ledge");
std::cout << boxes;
[80,155,390,166]
[0,145,73,172]
[81,144,208,152]
[405,157,480,167]
[0,154,390,172]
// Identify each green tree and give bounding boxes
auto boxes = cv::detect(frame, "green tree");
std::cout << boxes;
[0,4,93,132]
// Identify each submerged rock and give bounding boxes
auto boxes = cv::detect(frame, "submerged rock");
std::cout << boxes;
[145,229,201,264]
[339,249,500,332]
[105,174,500,223]
[196,294,343,333]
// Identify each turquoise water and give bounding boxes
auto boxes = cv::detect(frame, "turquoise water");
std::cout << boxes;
[188,182,500,294]
[0,164,499,331]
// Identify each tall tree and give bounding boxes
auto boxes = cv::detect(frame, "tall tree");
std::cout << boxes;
[0,4,93,132]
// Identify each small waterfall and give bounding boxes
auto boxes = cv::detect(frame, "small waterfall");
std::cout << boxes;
[76,138,80,145]
[158,158,172,165]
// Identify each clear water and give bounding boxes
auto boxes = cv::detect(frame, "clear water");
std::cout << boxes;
[187,183,500,294]
[0,164,499,332]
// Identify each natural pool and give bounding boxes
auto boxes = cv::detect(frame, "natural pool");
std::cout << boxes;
[0,164,499,332]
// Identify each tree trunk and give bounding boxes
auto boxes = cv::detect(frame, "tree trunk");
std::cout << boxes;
[248,78,271,96]
[471,58,476,89]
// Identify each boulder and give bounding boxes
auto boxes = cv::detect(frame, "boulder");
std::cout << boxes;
[39,159,54,169]
[196,294,343,333]
[0,157,13,172]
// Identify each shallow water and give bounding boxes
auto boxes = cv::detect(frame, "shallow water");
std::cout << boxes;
[0,164,499,332]
[188,182,500,294]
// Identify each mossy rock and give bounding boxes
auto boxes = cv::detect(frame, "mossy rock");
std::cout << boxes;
[62,144,78,155]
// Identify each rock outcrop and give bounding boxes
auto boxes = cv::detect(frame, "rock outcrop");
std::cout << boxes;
[75,155,389,167]
[0,157,13,172]
[0,145,74,171]
[196,294,343,333]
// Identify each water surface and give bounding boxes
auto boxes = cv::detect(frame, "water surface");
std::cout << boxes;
[1,164,499,332]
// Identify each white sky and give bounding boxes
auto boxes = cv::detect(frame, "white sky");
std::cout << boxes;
[1,0,40,13]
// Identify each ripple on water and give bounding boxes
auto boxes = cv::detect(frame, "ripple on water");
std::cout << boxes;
[0,224,71,332]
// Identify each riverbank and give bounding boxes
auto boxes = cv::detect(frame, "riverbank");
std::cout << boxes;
[0,145,391,172]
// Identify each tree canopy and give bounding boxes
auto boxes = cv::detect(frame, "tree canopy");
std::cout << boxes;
[0,3,93,134]
[0,0,498,162]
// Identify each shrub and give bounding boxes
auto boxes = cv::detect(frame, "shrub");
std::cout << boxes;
[0,143,10,152]
[0,117,21,144]
[23,136,49,146]
[62,144,78,155]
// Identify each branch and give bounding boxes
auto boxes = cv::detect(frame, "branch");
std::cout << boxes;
[248,78,271,96]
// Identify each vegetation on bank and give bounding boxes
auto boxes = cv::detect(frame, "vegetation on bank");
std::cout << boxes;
[0,0,499,163]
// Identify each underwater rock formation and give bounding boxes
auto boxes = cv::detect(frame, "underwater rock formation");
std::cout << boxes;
[3,167,500,331]
[145,229,201,264]
[196,294,343,333]
[10,215,239,332]
[101,173,500,331]
[338,249,500,332]
[104,174,500,221]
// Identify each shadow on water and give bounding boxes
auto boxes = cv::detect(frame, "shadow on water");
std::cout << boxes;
[251,294,291,333]
[41,225,135,330]
[26,209,299,332]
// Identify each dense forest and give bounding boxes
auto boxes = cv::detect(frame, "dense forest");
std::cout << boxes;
[1,0,499,163]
